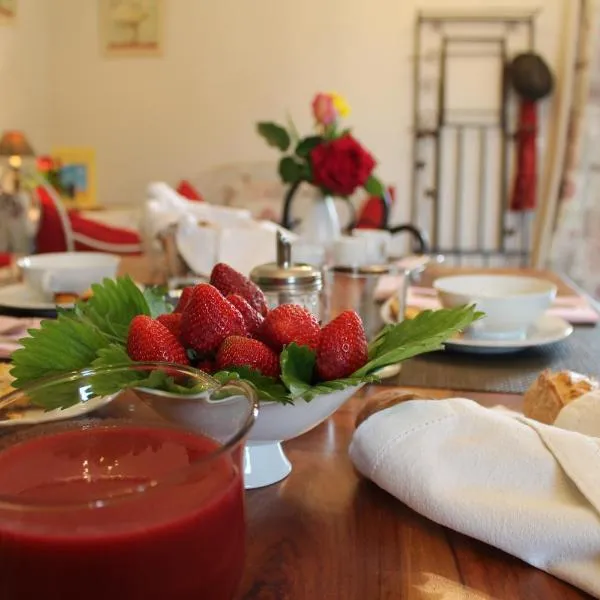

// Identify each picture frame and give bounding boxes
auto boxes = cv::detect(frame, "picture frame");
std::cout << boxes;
[0,0,16,25]
[99,0,164,58]
[51,147,98,210]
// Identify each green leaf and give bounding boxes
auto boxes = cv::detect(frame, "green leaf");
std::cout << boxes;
[299,375,379,402]
[295,136,322,158]
[257,122,291,151]
[74,276,150,343]
[354,305,483,377]
[278,157,303,184]
[10,276,153,390]
[10,314,111,387]
[280,343,315,396]
[143,285,173,318]
[213,367,291,404]
[364,175,385,197]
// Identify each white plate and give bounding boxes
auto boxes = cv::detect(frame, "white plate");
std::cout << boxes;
[445,315,573,354]
[0,395,116,428]
[0,283,67,316]
[380,297,573,354]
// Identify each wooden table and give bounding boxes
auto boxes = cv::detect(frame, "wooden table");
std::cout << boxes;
[118,256,592,599]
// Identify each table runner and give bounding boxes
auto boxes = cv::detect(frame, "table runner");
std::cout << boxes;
[392,325,600,394]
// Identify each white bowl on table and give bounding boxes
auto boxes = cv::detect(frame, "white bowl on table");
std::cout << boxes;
[17,252,120,300]
[433,274,557,340]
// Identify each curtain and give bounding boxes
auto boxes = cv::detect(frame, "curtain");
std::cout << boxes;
[549,0,600,298]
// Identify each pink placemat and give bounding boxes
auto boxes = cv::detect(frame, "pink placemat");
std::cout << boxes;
[375,277,599,325]
[0,316,42,359]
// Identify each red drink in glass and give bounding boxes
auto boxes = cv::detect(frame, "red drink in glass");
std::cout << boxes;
[0,424,246,600]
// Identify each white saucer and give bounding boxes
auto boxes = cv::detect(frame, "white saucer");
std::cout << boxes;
[444,315,574,355]
[0,395,116,428]
[0,283,68,317]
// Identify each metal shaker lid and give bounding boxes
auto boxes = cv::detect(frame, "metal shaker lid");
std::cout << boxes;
[250,231,323,292]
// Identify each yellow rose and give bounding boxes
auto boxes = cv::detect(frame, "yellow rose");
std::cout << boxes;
[329,92,351,119]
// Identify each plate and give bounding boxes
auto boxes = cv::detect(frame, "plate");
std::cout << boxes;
[0,394,116,428]
[380,296,573,354]
[0,283,68,318]
[444,315,573,354]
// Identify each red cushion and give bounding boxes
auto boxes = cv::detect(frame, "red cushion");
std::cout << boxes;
[0,253,12,268]
[176,180,204,202]
[35,187,68,253]
[356,186,396,229]
[69,212,142,254]
[35,186,142,255]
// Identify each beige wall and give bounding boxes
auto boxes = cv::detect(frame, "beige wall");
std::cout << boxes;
[43,0,564,224]
[0,0,51,155]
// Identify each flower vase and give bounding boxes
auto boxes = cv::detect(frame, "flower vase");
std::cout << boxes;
[297,193,341,258]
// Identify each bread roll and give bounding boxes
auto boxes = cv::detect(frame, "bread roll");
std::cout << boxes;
[523,370,598,425]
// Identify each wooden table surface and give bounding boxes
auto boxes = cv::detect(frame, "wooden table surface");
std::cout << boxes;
[120,256,591,599]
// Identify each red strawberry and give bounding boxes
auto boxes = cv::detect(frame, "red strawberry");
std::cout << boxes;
[181,283,247,354]
[157,312,182,339]
[227,293,264,336]
[260,304,320,352]
[210,263,268,316]
[127,315,189,364]
[174,286,194,313]
[316,310,368,381]
[216,336,279,378]
[196,359,216,374]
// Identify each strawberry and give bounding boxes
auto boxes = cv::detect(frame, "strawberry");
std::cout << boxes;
[216,336,279,378]
[227,294,264,336]
[196,359,216,374]
[316,310,368,381]
[157,312,182,339]
[127,315,189,364]
[210,263,268,316]
[260,304,320,352]
[181,283,247,355]
[174,286,194,313]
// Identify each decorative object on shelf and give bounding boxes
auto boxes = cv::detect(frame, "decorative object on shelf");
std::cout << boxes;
[257,93,384,251]
[0,131,39,254]
[0,130,35,194]
[99,0,164,57]
[0,0,16,24]
[45,147,97,209]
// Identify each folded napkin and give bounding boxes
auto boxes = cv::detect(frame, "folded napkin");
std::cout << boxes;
[0,316,41,359]
[375,279,599,325]
[350,395,600,598]
[145,182,295,276]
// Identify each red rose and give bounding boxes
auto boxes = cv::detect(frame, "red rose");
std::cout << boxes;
[309,134,376,197]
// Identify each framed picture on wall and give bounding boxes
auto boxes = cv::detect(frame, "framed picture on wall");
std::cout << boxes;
[51,147,98,209]
[99,0,164,57]
[0,0,17,24]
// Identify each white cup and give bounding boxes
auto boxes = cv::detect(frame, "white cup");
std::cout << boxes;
[352,229,392,264]
[292,241,326,268]
[17,252,120,300]
[332,236,371,267]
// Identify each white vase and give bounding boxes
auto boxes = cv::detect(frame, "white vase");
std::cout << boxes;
[297,192,341,256]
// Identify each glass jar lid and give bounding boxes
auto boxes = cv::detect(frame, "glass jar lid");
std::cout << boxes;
[249,231,323,293]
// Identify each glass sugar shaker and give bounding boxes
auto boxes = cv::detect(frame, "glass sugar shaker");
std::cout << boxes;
[250,232,323,319]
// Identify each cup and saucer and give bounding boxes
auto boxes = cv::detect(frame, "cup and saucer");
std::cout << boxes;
[433,275,574,355]
[0,252,120,318]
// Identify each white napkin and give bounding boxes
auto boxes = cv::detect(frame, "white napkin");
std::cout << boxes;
[0,316,41,359]
[144,182,296,276]
[349,396,600,599]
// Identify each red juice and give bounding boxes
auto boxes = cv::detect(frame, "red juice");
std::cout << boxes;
[0,424,246,600]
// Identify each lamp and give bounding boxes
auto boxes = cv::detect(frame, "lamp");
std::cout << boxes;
[0,130,35,192]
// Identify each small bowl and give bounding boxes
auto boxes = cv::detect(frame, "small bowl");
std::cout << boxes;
[17,252,120,300]
[433,274,557,340]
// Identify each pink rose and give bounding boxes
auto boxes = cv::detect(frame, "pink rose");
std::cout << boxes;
[312,93,336,126]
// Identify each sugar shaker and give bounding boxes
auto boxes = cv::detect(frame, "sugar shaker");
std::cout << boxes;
[250,232,324,319]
